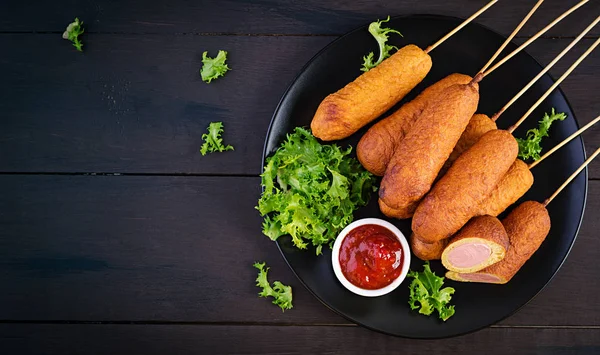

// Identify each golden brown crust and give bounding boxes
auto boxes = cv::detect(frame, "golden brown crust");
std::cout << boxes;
[441,215,509,273]
[379,198,413,219]
[379,83,479,218]
[478,159,534,217]
[410,233,448,261]
[433,113,497,183]
[455,201,551,284]
[443,114,497,171]
[485,201,551,281]
[412,130,518,242]
[311,45,432,141]
[357,73,473,176]
[447,215,509,250]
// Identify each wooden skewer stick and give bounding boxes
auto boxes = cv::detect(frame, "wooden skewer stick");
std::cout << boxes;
[492,15,600,122]
[425,0,499,53]
[478,0,544,74]
[544,147,600,207]
[508,36,600,133]
[481,0,589,79]
[530,115,600,169]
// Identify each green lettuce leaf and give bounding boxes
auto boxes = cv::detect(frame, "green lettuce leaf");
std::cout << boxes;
[408,261,456,321]
[62,18,85,52]
[200,50,230,83]
[361,16,403,72]
[200,122,234,156]
[516,108,567,161]
[256,127,376,254]
[253,262,293,311]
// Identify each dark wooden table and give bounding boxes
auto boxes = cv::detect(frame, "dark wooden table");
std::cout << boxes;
[1,1,599,354]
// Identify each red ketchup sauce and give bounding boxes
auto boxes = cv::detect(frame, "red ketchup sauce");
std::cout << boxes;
[339,224,404,290]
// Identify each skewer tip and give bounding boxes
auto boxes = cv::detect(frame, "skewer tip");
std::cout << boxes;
[491,111,502,122]
[471,72,485,85]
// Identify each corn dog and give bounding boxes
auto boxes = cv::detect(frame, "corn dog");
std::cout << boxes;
[357,73,473,175]
[378,81,480,219]
[412,129,518,242]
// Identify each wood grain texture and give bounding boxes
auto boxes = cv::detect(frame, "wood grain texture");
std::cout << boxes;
[0,0,598,351]
[0,175,343,324]
[0,176,598,326]
[0,34,333,175]
[0,36,598,177]
[1,324,599,355]
[0,0,599,37]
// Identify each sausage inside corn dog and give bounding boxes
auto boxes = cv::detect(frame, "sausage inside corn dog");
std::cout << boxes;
[446,146,600,283]
[441,215,509,273]
[446,201,550,284]
[421,116,598,264]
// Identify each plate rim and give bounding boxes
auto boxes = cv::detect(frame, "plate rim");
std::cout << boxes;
[260,13,589,339]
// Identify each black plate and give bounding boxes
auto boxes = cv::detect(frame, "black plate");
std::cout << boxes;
[262,15,587,338]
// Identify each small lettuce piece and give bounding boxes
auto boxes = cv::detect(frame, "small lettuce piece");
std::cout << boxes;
[408,261,456,321]
[253,262,293,312]
[62,18,85,52]
[516,108,567,161]
[256,127,376,255]
[200,50,230,83]
[361,16,403,72]
[200,122,234,155]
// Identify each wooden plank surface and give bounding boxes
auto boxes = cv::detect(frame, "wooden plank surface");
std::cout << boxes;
[1,0,600,351]
[1,36,599,177]
[1,0,599,37]
[0,175,598,326]
[0,175,343,324]
[0,34,333,175]
[1,324,599,355]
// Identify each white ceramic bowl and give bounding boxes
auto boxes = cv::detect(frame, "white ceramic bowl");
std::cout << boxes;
[331,218,411,297]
